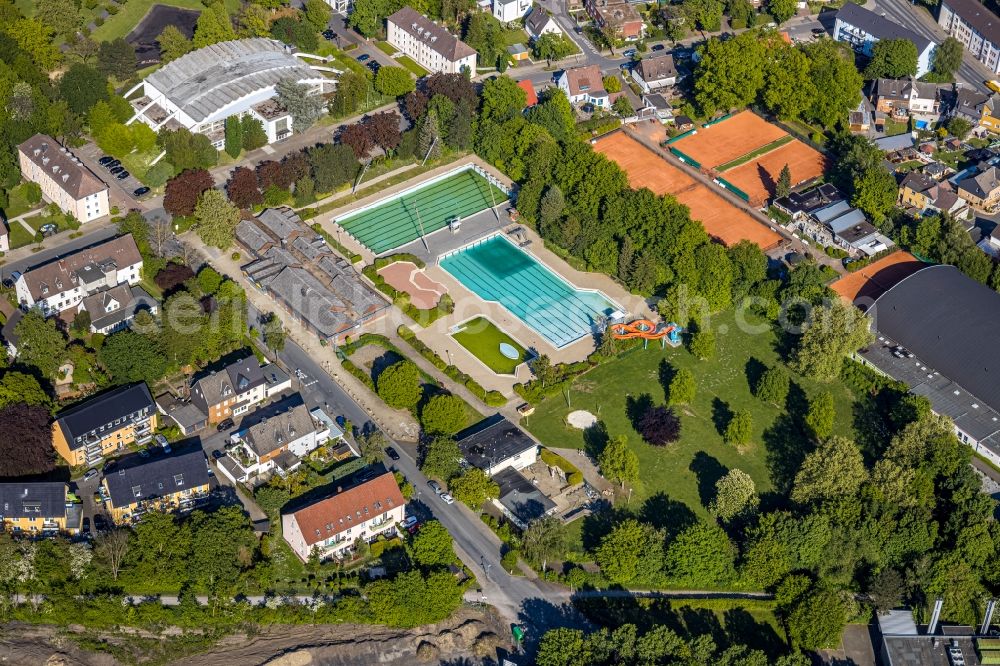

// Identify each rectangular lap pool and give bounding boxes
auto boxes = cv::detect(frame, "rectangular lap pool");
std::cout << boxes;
[335,167,508,255]
[440,235,621,349]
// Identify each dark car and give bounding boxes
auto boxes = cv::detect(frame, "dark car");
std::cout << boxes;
[322,29,335,40]
[109,165,124,175]
[217,418,235,432]
[103,460,116,473]
[385,446,400,461]
[116,170,130,180]
[357,53,370,62]
[98,156,114,165]
[105,159,120,169]
[652,43,665,51]
[93,515,107,532]
[367,60,380,74]
[82,517,91,535]
[133,186,150,197]
[212,449,225,459]
[811,27,825,35]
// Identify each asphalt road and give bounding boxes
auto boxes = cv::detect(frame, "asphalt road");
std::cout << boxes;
[0,225,118,284]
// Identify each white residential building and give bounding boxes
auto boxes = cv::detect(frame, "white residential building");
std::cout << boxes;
[14,234,143,316]
[938,0,1000,74]
[456,415,539,477]
[632,54,678,93]
[17,135,109,223]
[78,284,158,335]
[127,39,334,149]
[281,472,406,561]
[525,6,562,40]
[557,65,608,107]
[493,0,531,23]
[834,3,935,77]
[386,7,478,75]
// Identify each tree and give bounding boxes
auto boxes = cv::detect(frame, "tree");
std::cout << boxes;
[270,16,318,51]
[339,122,375,159]
[537,629,590,666]
[768,0,796,24]
[420,393,466,434]
[164,168,213,217]
[612,95,634,117]
[308,143,359,192]
[791,435,867,504]
[262,313,285,352]
[948,116,973,140]
[603,75,622,93]
[694,32,765,116]
[449,468,499,509]
[711,469,759,521]
[763,45,816,120]
[97,38,137,80]
[521,516,566,569]
[596,518,664,584]
[785,585,851,651]
[94,529,130,580]
[14,310,67,379]
[189,506,256,590]
[0,404,55,477]
[803,40,863,128]
[805,391,835,440]
[376,359,422,409]
[776,164,792,199]
[374,66,415,97]
[239,3,271,37]
[195,189,241,249]
[480,75,526,124]
[417,108,442,160]
[864,38,919,79]
[158,127,217,171]
[599,435,639,489]
[240,115,268,151]
[193,2,236,48]
[664,521,736,586]
[11,18,62,71]
[60,64,109,115]
[411,520,455,567]
[639,405,682,446]
[754,366,789,406]
[276,78,325,133]
[225,166,263,209]
[303,0,332,30]
[96,122,136,158]
[347,0,402,37]
[420,436,462,481]
[36,0,79,37]
[0,372,50,408]
[851,166,898,222]
[224,116,242,159]
[792,300,874,380]
[158,25,192,63]
[689,328,716,360]
[365,112,402,153]
[532,32,575,63]
[933,36,963,80]
[869,568,906,613]
[724,409,753,446]
[72,310,92,335]
[98,331,167,384]
[668,368,696,406]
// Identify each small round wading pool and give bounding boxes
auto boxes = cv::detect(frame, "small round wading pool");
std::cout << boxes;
[499,342,519,359]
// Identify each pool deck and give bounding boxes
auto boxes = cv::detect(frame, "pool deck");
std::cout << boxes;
[315,155,513,264]
[410,224,653,395]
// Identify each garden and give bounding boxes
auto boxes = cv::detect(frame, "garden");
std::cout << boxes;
[451,316,528,375]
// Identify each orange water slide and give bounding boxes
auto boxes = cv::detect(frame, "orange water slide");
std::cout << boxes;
[610,320,677,340]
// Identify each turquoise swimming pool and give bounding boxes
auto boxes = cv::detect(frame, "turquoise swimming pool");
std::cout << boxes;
[440,235,621,349]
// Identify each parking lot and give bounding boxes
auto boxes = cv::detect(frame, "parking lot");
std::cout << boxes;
[75,141,149,210]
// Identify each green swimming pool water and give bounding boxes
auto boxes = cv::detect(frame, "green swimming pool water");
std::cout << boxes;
[336,169,507,254]
[441,235,621,349]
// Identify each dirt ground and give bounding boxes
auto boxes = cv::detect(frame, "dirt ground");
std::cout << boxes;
[0,608,512,666]
[830,250,924,305]
[720,139,828,207]
[670,111,787,168]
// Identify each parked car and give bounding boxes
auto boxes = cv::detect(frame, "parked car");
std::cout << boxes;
[138,447,150,458]
[105,159,120,169]
[322,29,335,40]
[367,61,380,74]
[385,446,400,461]
[811,27,825,35]
[116,170,130,180]
[652,43,665,51]
[98,156,114,165]
[622,48,637,58]
[39,223,58,236]
[428,480,442,494]
[357,54,370,62]
[440,493,455,505]
[93,515,107,532]
[217,418,235,431]
[133,186,150,197]
[82,517,91,535]
[154,434,171,453]
[401,515,418,529]
[212,449,225,459]
[83,468,99,483]
[103,460,116,473]
[109,166,124,175]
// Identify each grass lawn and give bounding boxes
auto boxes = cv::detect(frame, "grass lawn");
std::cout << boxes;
[7,221,36,250]
[3,184,42,219]
[883,119,911,136]
[522,309,858,517]
[376,41,398,55]
[715,136,794,172]
[397,55,430,78]
[452,317,528,375]
[503,27,531,46]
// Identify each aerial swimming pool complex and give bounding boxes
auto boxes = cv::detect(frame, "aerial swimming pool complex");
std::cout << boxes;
[336,167,508,255]
[440,235,621,349]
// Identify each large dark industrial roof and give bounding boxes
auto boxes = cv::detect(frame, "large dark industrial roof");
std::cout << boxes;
[868,264,1000,413]
[456,414,537,471]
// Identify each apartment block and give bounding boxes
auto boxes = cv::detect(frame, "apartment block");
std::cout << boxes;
[387,7,477,75]
[0,482,81,535]
[17,134,109,223]
[102,448,211,524]
[52,383,157,467]
[939,0,1000,74]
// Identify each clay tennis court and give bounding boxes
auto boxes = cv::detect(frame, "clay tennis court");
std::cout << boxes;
[377,261,446,310]
[721,140,828,207]
[594,132,782,250]
[831,251,924,305]
[670,111,787,168]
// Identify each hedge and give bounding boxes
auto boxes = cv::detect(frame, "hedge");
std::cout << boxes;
[397,325,507,407]
[846,247,899,273]
[341,358,375,391]
[341,332,438,386]
[311,222,363,263]
[540,448,584,486]
[362,257,454,326]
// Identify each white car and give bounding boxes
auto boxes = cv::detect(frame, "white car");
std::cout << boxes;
[401,516,418,529]
[82,468,99,483]
[440,493,455,505]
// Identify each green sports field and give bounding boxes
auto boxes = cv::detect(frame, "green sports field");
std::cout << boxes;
[336,169,507,255]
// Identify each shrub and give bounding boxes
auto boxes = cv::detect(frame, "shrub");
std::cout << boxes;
[376,359,423,409]
[420,393,466,434]
[724,409,753,446]
[396,325,505,407]
[231,251,241,261]
[540,448,583,486]
[501,548,521,574]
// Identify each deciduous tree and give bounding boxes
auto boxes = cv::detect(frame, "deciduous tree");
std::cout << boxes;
[339,122,374,159]
[805,391,835,440]
[791,435,867,504]
[163,168,213,218]
[195,188,241,249]
[724,409,753,446]
[449,468,499,509]
[157,25,192,63]
[480,75,526,123]
[689,328,716,360]
[307,143,359,192]
[59,64,108,115]
[711,468,759,521]
[364,111,402,152]
[792,300,873,380]
[639,405,682,446]
[377,359,422,409]
[303,0,332,30]
[852,166,898,223]
[768,0,796,24]
[598,435,639,489]
[668,367,696,406]
[664,521,736,586]
[0,403,54,477]
[224,115,242,159]
[694,32,765,116]
[225,166,263,209]
[330,70,369,116]
[864,38,918,79]
[410,520,456,567]
[596,518,664,584]
[753,366,789,406]
[803,40,862,128]
[420,393,466,434]
[420,436,462,481]
[97,38,137,80]
[932,36,963,80]
[193,1,236,48]
[0,372,50,408]
[374,66,415,97]
[36,0,80,37]
[14,310,67,379]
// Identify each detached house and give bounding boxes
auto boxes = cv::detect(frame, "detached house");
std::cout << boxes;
[191,356,268,426]
[492,0,531,23]
[17,134,109,223]
[525,6,561,40]
[949,87,1000,133]
[220,401,340,486]
[872,78,941,119]
[632,54,678,93]
[78,283,158,335]
[558,65,608,107]
[957,166,1000,209]
[14,234,143,317]
[386,7,477,74]
[102,448,211,524]
[0,482,81,535]
[898,171,970,219]
[585,0,645,41]
[52,383,157,468]
[282,472,406,561]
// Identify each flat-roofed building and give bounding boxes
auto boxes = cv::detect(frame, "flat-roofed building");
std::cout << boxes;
[456,414,539,476]
[386,7,477,75]
[128,39,332,149]
[17,135,109,223]
[0,482,81,535]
